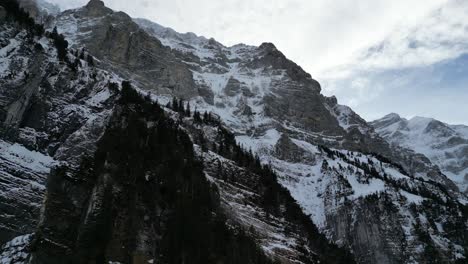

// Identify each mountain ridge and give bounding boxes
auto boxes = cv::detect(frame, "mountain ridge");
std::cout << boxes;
[371,113,468,194]
[0,1,467,263]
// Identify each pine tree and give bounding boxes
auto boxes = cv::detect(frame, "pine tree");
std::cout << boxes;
[71,57,81,71]
[2,0,44,36]
[50,26,58,39]
[193,111,202,123]
[185,101,191,117]
[171,97,178,111]
[50,27,68,61]
[321,159,329,171]
[87,54,95,66]
[178,98,184,113]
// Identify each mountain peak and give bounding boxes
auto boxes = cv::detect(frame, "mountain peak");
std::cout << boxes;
[407,116,435,130]
[383,113,402,120]
[409,116,433,122]
[85,0,112,16]
[87,0,105,7]
[259,42,277,51]
[86,0,105,8]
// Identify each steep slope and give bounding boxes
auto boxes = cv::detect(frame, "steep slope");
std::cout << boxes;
[28,87,279,264]
[43,1,468,263]
[0,2,353,263]
[0,6,120,246]
[134,15,459,193]
[1,1,467,263]
[51,0,197,99]
[371,114,468,194]
[0,140,54,243]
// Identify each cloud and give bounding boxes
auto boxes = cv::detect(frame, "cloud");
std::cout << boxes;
[45,0,467,124]
[355,0,468,70]
[321,0,468,125]
[46,0,447,74]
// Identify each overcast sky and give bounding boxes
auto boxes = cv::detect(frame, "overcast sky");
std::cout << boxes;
[47,0,468,125]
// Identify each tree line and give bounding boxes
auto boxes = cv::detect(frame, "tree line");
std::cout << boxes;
[1,0,99,65]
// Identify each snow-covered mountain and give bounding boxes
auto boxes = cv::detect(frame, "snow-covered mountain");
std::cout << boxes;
[371,113,468,194]
[0,1,467,263]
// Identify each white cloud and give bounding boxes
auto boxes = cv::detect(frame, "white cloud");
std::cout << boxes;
[320,0,468,125]
[47,0,447,74]
[45,0,468,124]
[354,0,468,70]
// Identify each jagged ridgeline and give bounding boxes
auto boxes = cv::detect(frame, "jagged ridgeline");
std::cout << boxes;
[0,1,353,263]
[2,0,467,263]
[0,0,68,61]
[30,83,273,264]
[29,83,352,263]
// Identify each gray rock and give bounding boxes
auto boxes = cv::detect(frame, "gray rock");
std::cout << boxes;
[85,0,113,17]
[55,4,198,99]
[198,84,215,105]
[223,77,242,96]
[274,134,316,164]
[0,22,118,245]
[233,99,253,117]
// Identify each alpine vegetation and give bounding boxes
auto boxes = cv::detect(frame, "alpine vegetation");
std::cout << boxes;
[0,1,466,264]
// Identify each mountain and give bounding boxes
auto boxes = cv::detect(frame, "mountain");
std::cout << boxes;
[0,1,467,263]
[320,0,468,126]
[371,114,468,194]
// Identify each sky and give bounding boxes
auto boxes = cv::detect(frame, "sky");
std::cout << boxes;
[46,0,468,125]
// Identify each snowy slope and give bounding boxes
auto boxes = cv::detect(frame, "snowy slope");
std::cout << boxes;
[0,1,465,263]
[371,114,468,193]
[135,8,468,263]
[237,130,467,262]
[0,140,55,242]
[0,18,122,246]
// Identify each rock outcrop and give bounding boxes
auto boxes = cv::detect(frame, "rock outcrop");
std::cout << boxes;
[372,114,468,194]
[0,1,466,264]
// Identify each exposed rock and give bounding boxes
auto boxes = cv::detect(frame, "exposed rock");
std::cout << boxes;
[55,1,198,99]
[263,84,342,135]
[224,77,242,96]
[198,84,215,105]
[371,114,468,193]
[85,0,112,17]
[241,86,255,97]
[233,99,253,117]
[274,134,316,163]
[0,2,466,264]
[250,42,317,87]
[0,22,119,245]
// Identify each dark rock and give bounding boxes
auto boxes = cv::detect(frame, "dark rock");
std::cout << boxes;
[274,134,316,163]
[224,77,242,96]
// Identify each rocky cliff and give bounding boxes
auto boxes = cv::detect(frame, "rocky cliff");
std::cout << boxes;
[0,1,467,263]
[371,114,468,194]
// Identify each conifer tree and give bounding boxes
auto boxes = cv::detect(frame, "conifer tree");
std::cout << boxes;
[87,54,95,66]
[185,101,191,117]
[178,98,184,113]
[193,111,202,123]
[171,97,178,111]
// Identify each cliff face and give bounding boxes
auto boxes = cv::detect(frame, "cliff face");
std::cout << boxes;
[0,4,352,263]
[372,114,468,194]
[29,87,283,264]
[26,83,355,264]
[53,0,197,99]
[0,17,119,248]
[0,1,467,264]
